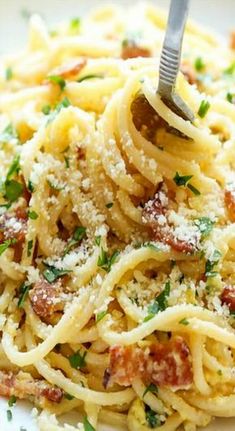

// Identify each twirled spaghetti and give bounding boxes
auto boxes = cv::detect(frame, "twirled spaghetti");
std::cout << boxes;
[0,3,235,431]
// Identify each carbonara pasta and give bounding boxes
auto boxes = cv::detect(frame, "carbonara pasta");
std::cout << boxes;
[0,3,235,431]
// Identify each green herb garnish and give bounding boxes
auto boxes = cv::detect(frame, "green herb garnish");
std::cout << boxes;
[28,180,35,193]
[96,311,107,323]
[27,240,33,257]
[42,105,51,115]
[43,264,72,283]
[7,409,12,421]
[97,248,119,272]
[143,242,159,252]
[83,416,95,431]
[63,226,87,256]
[194,217,214,238]
[105,202,113,209]
[69,349,87,369]
[64,393,74,400]
[18,282,32,308]
[64,156,70,168]
[0,239,16,256]
[0,123,18,144]
[47,75,66,91]
[6,155,20,181]
[224,62,235,75]
[70,17,81,33]
[198,100,210,118]
[28,210,38,220]
[145,407,161,428]
[205,250,221,278]
[77,74,102,83]
[144,281,171,322]
[5,67,13,81]
[4,180,23,202]
[143,383,158,398]
[95,236,101,246]
[226,92,234,103]
[194,57,205,72]
[173,172,200,196]
[8,395,17,407]
[179,318,189,325]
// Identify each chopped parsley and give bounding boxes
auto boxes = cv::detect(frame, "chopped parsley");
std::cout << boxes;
[63,226,87,256]
[205,250,221,278]
[0,123,18,144]
[43,264,72,283]
[194,217,214,238]
[46,97,71,124]
[83,416,95,431]
[64,156,70,168]
[144,281,171,322]
[173,172,200,196]
[194,57,205,72]
[95,235,101,246]
[96,311,107,323]
[5,67,13,81]
[224,62,235,75]
[28,210,38,220]
[77,74,102,83]
[28,180,35,193]
[7,409,12,421]
[226,92,234,103]
[97,248,119,272]
[0,238,16,256]
[105,202,113,209]
[69,349,87,369]
[4,180,23,203]
[47,75,66,91]
[47,178,64,191]
[64,393,74,400]
[143,242,159,252]
[217,369,223,376]
[70,17,81,33]
[143,383,158,398]
[27,240,33,257]
[145,406,161,428]
[42,104,51,115]
[8,395,17,407]
[6,155,20,181]
[198,100,210,118]
[179,318,189,325]
[18,282,32,308]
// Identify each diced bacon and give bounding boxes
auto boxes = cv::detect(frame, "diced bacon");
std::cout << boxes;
[224,188,235,222]
[180,62,196,85]
[230,30,235,50]
[221,285,235,312]
[142,184,197,254]
[0,208,28,261]
[107,337,192,390]
[47,58,87,80]
[121,40,150,60]
[29,279,64,320]
[0,370,63,403]
[131,93,166,142]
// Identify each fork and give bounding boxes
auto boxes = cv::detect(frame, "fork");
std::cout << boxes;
[157,0,194,122]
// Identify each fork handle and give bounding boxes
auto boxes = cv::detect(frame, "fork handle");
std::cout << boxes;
[158,0,190,97]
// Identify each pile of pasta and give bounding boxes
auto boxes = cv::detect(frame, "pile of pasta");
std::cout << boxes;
[0,3,235,431]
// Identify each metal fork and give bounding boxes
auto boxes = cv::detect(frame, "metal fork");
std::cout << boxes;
[157,0,194,122]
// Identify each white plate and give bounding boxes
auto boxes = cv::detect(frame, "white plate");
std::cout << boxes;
[0,0,235,430]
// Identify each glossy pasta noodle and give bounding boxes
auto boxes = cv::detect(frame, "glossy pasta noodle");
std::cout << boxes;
[0,3,235,431]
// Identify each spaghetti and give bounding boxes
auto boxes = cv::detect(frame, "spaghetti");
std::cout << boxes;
[0,3,235,430]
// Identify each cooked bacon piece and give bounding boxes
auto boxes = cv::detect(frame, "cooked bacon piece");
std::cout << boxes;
[29,279,64,320]
[0,209,27,245]
[0,370,63,403]
[121,40,150,60]
[221,285,235,312]
[131,93,166,142]
[47,58,87,80]
[224,188,235,222]
[180,62,196,85]
[142,184,197,253]
[107,337,192,390]
[230,30,235,50]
